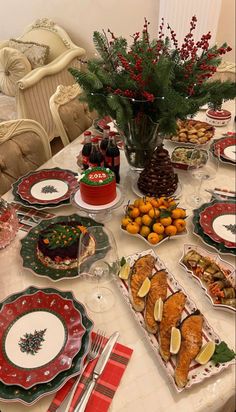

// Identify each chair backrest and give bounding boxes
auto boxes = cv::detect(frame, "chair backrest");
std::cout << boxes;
[19,18,78,62]
[0,119,51,195]
[49,84,97,147]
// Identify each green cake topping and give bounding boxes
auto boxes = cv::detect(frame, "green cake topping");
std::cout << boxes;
[41,223,86,249]
[80,167,115,186]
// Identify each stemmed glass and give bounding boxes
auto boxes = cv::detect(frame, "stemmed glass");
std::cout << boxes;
[186,147,219,209]
[77,225,120,313]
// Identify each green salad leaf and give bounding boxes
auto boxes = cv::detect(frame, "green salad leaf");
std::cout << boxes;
[211,341,235,364]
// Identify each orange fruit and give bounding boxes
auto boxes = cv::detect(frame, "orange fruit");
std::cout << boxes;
[142,214,152,226]
[152,222,165,234]
[165,225,178,236]
[159,205,167,210]
[150,198,159,208]
[121,216,133,228]
[126,222,140,234]
[159,216,172,227]
[171,208,185,219]
[148,208,160,219]
[168,199,177,208]
[140,225,151,238]
[173,218,186,233]
[158,234,164,242]
[128,206,140,219]
[135,216,142,226]
[139,201,153,214]
[147,232,160,244]
[134,198,141,208]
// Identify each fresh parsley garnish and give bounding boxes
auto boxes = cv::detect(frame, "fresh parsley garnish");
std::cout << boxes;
[211,341,235,364]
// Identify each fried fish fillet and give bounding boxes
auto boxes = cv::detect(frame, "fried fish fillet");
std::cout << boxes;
[159,291,186,361]
[175,311,203,388]
[145,270,168,333]
[129,254,156,312]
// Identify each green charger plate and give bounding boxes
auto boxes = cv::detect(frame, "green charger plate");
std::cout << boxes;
[0,286,93,405]
[20,214,105,281]
[193,200,236,256]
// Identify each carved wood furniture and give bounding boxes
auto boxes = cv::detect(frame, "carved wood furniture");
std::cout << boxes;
[0,18,85,143]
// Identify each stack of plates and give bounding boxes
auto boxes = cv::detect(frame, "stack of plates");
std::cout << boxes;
[12,168,79,209]
[0,286,93,405]
[210,136,236,165]
[193,199,236,255]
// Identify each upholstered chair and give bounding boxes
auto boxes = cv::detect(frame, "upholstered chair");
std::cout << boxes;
[0,18,85,143]
[49,84,97,146]
[0,119,51,195]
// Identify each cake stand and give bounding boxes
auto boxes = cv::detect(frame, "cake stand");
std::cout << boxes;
[70,185,125,221]
[131,179,182,199]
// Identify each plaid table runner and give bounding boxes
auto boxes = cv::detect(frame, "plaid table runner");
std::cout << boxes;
[12,202,55,232]
[48,332,133,412]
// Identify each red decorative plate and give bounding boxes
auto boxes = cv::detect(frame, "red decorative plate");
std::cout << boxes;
[199,201,236,248]
[16,168,78,205]
[213,137,236,163]
[0,290,86,388]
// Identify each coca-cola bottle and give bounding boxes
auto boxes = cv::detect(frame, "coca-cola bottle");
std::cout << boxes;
[105,135,120,183]
[81,131,92,169]
[88,137,104,167]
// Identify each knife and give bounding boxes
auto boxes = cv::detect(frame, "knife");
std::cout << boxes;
[74,331,119,412]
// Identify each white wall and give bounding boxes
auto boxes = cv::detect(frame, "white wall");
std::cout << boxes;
[0,0,159,57]
[1,0,234,61]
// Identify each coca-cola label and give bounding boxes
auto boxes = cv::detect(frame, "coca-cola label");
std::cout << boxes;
[82,155,89,164]
[87,170,108,182]
[106,156,120,167]
[88,161,104,168]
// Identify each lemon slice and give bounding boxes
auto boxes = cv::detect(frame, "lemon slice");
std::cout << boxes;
[154,297,163,321]
[137,277,151,297]
[195,341,216,365]
[119,262,131,280]
[170,327,181,354]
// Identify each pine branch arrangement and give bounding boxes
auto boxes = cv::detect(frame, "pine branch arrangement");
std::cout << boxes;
[69,16,236,134]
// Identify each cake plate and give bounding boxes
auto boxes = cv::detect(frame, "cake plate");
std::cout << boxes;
[131,179,182,199]
[71,185,125,221]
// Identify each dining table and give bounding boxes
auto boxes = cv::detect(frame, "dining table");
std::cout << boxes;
[0,100,235,412]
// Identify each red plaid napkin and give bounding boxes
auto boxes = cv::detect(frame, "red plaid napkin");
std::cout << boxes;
[12,202,54,232]
[48,332,133,412]
[211,187,236,201]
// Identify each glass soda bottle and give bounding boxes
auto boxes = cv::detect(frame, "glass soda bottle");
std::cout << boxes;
[88,137,104,167]
[105,134,120,183]
[100,125,110,157]
[81,130,92,170]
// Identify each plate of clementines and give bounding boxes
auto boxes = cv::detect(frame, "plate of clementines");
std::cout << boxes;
[121,195,188,246]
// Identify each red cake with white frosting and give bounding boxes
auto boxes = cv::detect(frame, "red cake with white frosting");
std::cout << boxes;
[79,167,116,205]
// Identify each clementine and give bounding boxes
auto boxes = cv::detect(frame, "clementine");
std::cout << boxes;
[173,218,186,232]
[126,222,140,234]
[165,225,178,236]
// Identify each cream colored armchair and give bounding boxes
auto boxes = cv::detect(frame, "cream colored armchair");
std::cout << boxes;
[0,119,51,195]
[0,18,85,143]
[49,84,97,146]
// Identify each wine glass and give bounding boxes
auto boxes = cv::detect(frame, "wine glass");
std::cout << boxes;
[186,146,219,208]
[77,226,120,313]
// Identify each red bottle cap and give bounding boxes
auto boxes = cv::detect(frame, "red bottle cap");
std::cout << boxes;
[103,125,110,130]
[84,130,92,136]
[108,131,116,137]
[91,137,100,143]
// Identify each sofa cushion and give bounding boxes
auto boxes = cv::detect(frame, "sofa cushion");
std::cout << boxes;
[9,39,49,68]
[0,92,17,122]
[0,47,31,96]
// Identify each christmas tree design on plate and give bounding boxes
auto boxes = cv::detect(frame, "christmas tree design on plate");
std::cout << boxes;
[41,185,58,194]
[224,223,236,235]
[18,329,47,355]
[137,145,178,197]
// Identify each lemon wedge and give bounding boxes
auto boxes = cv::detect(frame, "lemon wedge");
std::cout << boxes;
[170,327,181,354]
[195,341,216,365]
[137,277,151,297]
[119,262,131,280]
[154,297,163,321]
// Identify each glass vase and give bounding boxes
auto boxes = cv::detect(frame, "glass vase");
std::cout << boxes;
[0,199,19,249]
[117,114,160,171]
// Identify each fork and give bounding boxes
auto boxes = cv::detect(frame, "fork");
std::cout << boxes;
[61,330,106,412]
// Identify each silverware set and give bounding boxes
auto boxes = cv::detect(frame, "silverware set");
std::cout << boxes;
[60,330,119,412]
[16,211,42,227]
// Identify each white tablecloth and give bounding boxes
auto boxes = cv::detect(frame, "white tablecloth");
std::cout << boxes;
[0,103,235,412]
